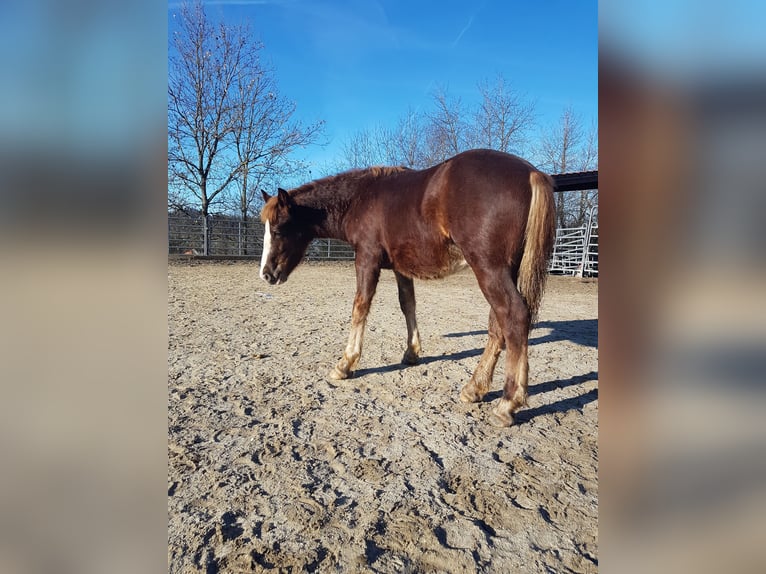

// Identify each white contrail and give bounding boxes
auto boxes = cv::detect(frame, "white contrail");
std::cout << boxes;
[451,14,475,48]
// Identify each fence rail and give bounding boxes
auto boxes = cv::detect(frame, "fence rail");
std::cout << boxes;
[169,212,598,275]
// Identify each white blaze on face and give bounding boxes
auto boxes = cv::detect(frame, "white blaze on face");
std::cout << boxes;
[259,221,272,281]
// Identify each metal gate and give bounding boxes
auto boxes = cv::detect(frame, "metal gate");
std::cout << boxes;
[548,206,598,277]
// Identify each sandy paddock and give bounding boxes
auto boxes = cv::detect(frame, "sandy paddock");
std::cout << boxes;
[168,261,598,572]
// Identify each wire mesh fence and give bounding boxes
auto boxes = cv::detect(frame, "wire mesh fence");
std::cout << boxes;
[169,212,598,274]
[168,215,355,260]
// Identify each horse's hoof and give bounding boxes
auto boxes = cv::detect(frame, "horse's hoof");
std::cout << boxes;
[490,400,514,427]
[329,367,349,380]
[459,384,481,403]
[490,410,514,427]
[401,350,420,365]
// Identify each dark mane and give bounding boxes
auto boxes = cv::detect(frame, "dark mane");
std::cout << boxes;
[261,165,411,223]
[291,165,411,198]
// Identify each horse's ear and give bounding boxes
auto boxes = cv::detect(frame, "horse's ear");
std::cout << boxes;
[277,187,293,209]
[261,189,271,203]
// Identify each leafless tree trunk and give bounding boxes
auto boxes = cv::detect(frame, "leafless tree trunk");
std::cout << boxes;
[168,1,322,255]
[168,1,245,254]
[229,48,323,254]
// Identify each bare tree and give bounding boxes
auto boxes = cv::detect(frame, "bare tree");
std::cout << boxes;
[424,86,470,164]
[337,77,541,172]
[339,126,387,169]
[168,1,243,253]
[229,51,323,253]
[571,121,599,227]
[537,105,591,228]
[473,74,536,155]
[381,108,427,168]
[168,1,322,254]
[579,120,599,171]
[539,105,583,175]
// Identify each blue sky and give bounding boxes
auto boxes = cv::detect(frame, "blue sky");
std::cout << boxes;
[169,0,597,170]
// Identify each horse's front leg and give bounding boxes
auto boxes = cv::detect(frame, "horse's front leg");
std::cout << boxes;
[329,255,381,380]
[395,271,421,365]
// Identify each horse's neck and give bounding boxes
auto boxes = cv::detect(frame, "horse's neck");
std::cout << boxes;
[302,179,361,241]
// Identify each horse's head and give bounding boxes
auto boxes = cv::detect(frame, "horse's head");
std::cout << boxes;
[259,188,313,285]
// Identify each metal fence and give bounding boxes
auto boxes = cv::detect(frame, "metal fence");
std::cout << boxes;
[305,238,356,260]
[169,212,598,275]
[168,216,262,256]
[168,215,355,260]
[549,206,599,277]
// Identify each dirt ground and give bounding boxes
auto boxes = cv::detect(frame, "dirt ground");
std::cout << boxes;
[168,261,598,573]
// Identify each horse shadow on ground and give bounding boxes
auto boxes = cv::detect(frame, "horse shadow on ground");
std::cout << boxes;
[353,321,598,423]
[484,370,599,425]
[444,319,598,349]
[353,348,484,378]
[529,319,598,348]
[354,351,598,425]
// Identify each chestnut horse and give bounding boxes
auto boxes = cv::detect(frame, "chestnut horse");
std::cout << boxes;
[259,149,555,426]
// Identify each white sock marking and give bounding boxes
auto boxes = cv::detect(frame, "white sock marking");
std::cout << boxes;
[259,221,271,280]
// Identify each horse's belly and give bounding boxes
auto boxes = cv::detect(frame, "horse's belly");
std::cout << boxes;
[393,240,468,280]
[443,242,469,276]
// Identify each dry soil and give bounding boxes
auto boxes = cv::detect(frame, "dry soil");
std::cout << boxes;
[168,261,598,573]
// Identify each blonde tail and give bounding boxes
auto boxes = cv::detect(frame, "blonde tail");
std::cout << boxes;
[518,171,556,325]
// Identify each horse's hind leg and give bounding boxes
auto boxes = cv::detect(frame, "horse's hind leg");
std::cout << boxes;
[329,256,381,380]
[492,335,529,427]
[395,271,421,365]
[460,309,504,402]
[472,268,531,426]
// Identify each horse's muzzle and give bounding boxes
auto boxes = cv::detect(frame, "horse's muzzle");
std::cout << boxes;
[261,266,285,285]
[261,270,278,285]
